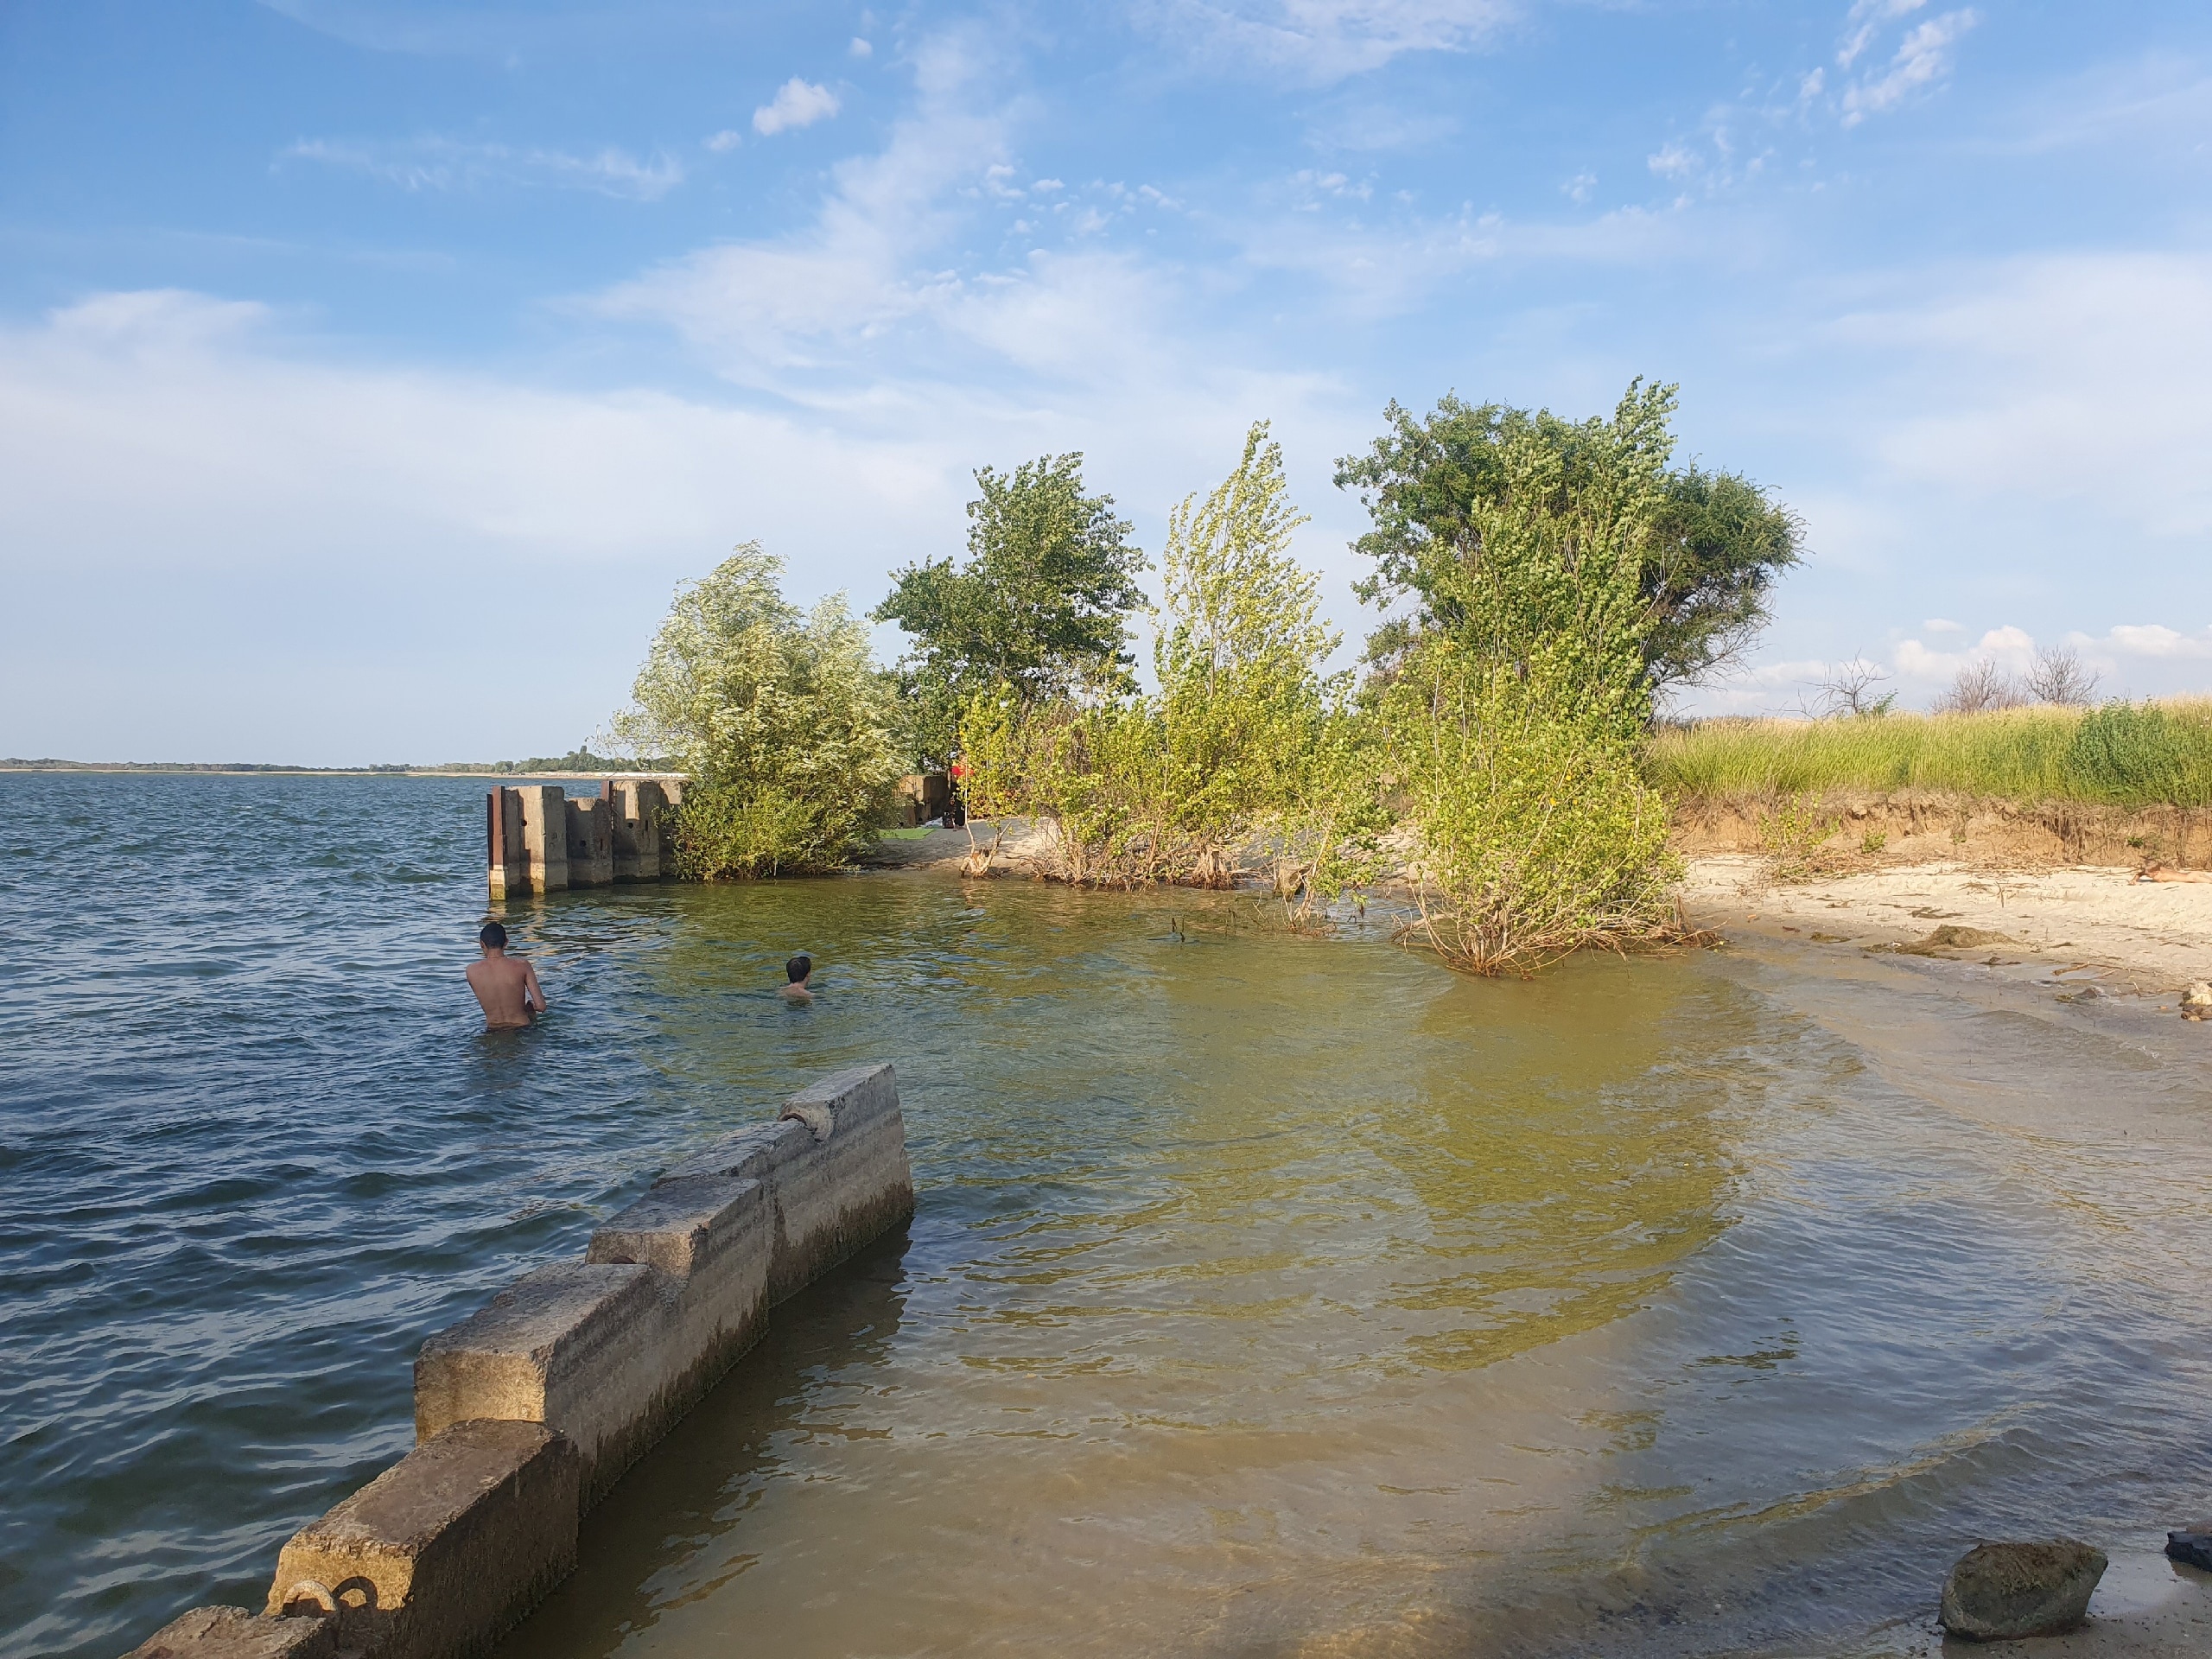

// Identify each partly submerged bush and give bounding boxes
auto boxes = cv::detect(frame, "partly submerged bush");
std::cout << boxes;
[607,543,900,878]
[958,423,1386,905]
[1365,382,1686,974]
[1387,649,1678,974]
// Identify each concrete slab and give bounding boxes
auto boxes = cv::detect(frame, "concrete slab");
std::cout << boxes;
[414,1262,662,1504]
[562,798,613,887]
[585,1175,772,1452]
[124,1607,334,1659]
[515,786,568,893]
[658,1065,913,1305]
[609,780,666,880]
[264,1420,578,1659]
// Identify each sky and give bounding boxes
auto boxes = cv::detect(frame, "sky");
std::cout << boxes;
[3,0,2209,764]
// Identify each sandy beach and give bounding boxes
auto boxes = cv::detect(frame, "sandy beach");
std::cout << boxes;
[1680,855,2212,995]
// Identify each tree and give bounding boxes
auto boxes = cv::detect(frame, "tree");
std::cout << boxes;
[1932,658,2024,715]
[607,543,899,877]
[1332,388,1802,699]
[873,454,1146,768]
[2025,642,2101,706]
[956,423,1382,899]
[1352,383,1686,972]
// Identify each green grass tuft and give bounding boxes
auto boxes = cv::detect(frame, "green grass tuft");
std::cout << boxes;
[1648,700,2212,806]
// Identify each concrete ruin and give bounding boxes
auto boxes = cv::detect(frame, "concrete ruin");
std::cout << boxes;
[126,1063,913,1659]
[486,779,680,900]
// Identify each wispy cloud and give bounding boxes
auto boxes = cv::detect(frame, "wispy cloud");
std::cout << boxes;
[1132,0,1516,86]
[1834,251,2212,537]
[288,136,683,200]
[753,78,842,137]
[1838,0,1929,72]
[1841,8,1979,125]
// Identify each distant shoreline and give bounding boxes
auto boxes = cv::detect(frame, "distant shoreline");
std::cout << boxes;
[0,763,678,779]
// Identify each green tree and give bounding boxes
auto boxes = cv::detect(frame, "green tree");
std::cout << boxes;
[608,543,899,877]
[1334,387,1801,698]
[1355,384,1685,972]
[956,423,1382,902]
[873,454,1145,768]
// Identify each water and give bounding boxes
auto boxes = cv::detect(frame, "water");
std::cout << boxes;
[5,774,2212,1659]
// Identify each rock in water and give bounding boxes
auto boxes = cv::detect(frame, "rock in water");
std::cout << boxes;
[2181,982,2212,1021]
[2168,1523,2212,1572]
[1939,1541,2107,1640]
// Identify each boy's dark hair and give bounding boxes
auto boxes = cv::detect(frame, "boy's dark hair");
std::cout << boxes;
[785,954,811,983]
[480,921,508,949]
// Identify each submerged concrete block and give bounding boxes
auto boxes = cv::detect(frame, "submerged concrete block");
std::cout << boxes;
[584,1175,771,1430]
[609,780,666,880]
[562,798,614,887]
[662,1064,913,1304]
[264,1420,578,1659]
[485,789,527,903]
[414,1262,662,1505]
[124,1607,334,1659]
[514,786,568,894]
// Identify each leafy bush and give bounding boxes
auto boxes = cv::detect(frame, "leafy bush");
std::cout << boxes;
[1758,793,1840,881]
[1386,648,1678,973]
[1364,383,1687,973]
[957,424,1385,902]
[2063,701,2212,806]
[607,544,899,877]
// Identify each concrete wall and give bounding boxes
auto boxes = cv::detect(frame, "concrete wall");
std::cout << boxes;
[562,798,614,887]
[487,779,679,897]
[485,790,528,903]
[514,787,569,894]
[608,780,667,880]
[126,1064,912,1659]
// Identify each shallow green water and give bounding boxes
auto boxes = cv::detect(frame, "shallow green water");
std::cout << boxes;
[8,775,2212,1659]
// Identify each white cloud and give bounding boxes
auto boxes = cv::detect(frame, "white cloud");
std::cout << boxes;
[1563,169,1595,204]
[1647,142,1696,179]
[1132,0,1514,86]
[288,136,683,200]
[1841,9,1978,126]
[1838,0,1928,71]
[1923,617,1962,633]
[0,290,964,760]
[1834,251,2212,537]
[704,130,742,153]
[850,36,873,59]
[753,77,842,137]
[2095,624,2212,660]
[1892,624,2031,684]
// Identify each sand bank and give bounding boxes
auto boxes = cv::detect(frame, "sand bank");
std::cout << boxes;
[1681,855,2212,994]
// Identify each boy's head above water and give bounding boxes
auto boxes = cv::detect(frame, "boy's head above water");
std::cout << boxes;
[480,921,508,951]
[786,954,812,984]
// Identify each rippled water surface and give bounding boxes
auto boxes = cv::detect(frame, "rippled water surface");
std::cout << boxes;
[6,774,2212,1659]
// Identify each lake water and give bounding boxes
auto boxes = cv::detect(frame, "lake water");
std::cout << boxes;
[5,773,2212,1659]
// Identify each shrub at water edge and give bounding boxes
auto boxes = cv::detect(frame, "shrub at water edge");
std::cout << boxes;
[1344,381,1688,972]
[607,544,900,877]
[958,423,1385,901]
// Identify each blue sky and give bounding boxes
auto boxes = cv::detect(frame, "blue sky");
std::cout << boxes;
[3,1,2209,763]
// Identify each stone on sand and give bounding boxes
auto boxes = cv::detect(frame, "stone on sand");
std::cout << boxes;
[1939,1540,2107,1641]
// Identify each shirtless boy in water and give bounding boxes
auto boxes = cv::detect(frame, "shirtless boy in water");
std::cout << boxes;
[779,954,815,1005]
[467,921,547,1029]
